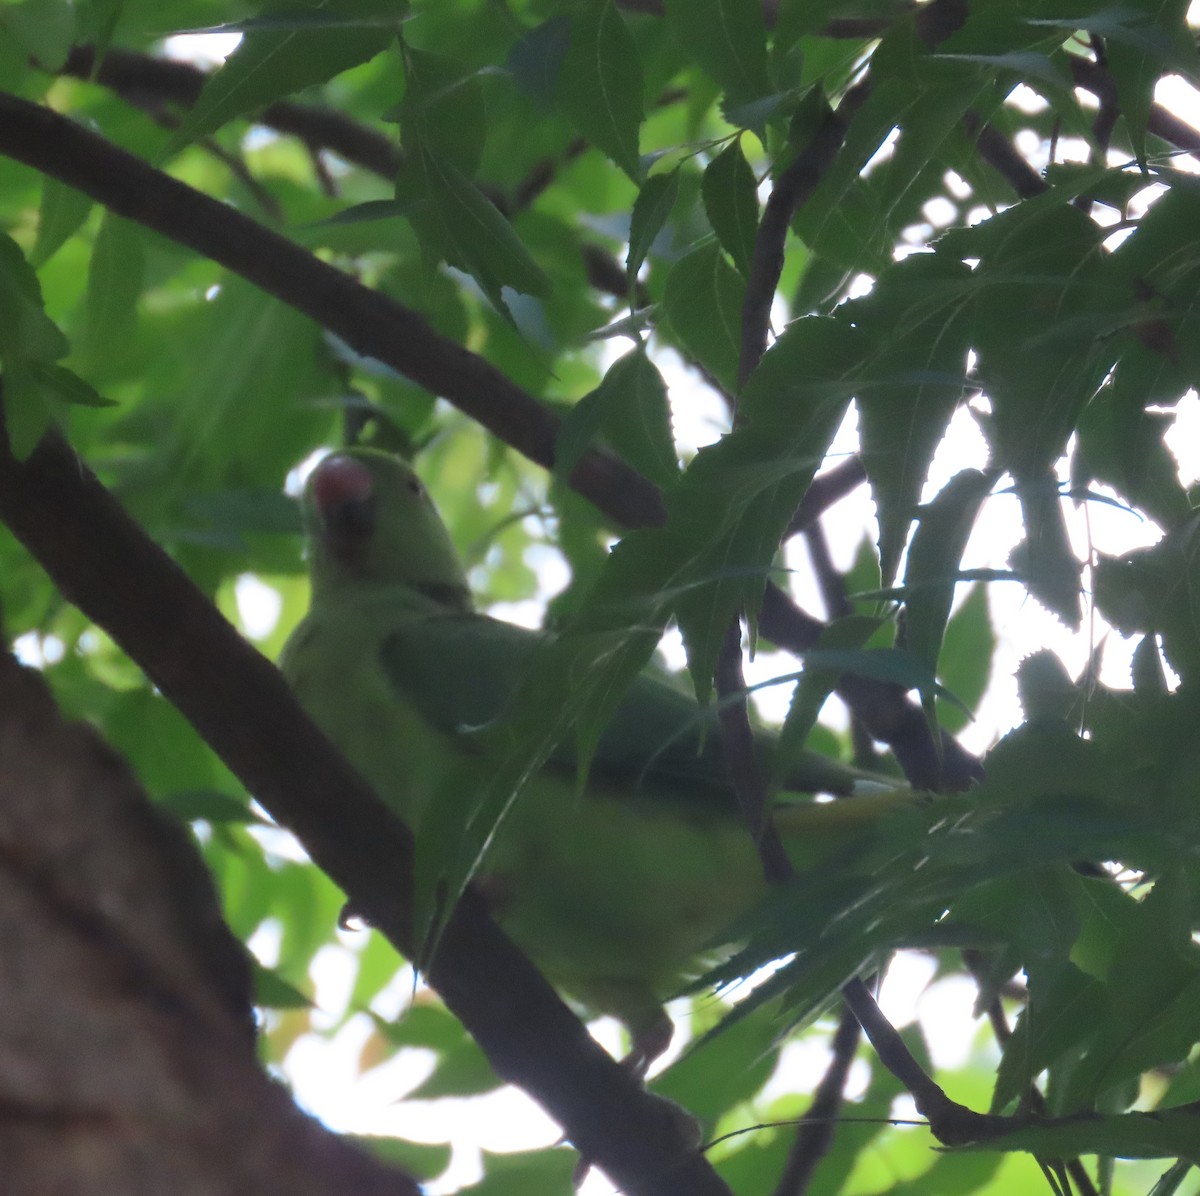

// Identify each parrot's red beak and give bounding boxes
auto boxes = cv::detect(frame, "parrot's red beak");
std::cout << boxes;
[312,455,377,543]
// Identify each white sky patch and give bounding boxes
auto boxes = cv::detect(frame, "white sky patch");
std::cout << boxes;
[1007,82,1049,114]
[247,917,283,969]
[236,573,283,640]
[12,632,64,668]
[1157,74,1200,132]
[160,30,242,66]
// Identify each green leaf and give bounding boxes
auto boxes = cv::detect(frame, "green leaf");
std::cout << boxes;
[1060,870,1200,1111]
[31,177,92,268]
[964,203,1112,480]
[80,212,145,375]
[557,348,677,489]
[845,253,972,586]
[558,0,644,181]
[769,615,885,799]
[626,168,681,288]
[652,998,782,1122]
[167,3,395,152]
[76,0,125,63]
[672,316,864,695]
[1070,1,1194,163]
[507,16,570,108]
[1093,511,1200,687]
[345,1136,451,1182]
[935,583,993,735]
[28,362,115,409]
[407,1029,500,1099]
[399,46,487,177]
[960,1105,1200,1164]
[1075,360,1192,530]
[662,240,745,394]
[1007,471,1082,629]
[412,144,553,306]
[665,0,770,108]
[902,469,993,717]
[0,233,69,363]
[1,362,54,459]
[994,961,1108,1114]
[253,961,313,1009]
[160,789,262,824]
[0,0,74,70]
[701,138,759,279]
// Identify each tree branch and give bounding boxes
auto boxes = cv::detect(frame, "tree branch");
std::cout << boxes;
[62,45,404,178]
[772,1006,861,1196]
[0,90,666,532]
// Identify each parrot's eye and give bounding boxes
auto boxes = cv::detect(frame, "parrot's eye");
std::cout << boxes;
[406,477,425,499]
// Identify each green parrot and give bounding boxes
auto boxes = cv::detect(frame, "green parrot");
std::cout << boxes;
[281,448,908,1070]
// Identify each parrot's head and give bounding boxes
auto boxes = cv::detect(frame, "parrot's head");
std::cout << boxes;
[302,449,471,610]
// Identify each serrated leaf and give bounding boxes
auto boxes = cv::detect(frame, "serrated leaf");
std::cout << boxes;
[935,583,993,734]
[399,46,487,177]
[993,962,1106,1113]
[1075,361,1191,530]
[167,4,394,151]
[1031,3,1196,165]
[1093,510,1200,685]
[415,144,553,304]
[673,317,864,695]
[558,348,677,488]
[662,240,744,394]
[665,0,770,109]
[966,203,1112,479]
[770,615,884,800]
[903,469,993,718]
[558,0,644,181]
[1008,471,1082,629]
[702,138,759,278]
[626,168,680,288]
[1060,870,1200,1112]
[0,232,69,363]
[507,15,570,109]
[845,253,972,586]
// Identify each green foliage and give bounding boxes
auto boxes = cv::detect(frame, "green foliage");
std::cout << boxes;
[4,0,1200,1192]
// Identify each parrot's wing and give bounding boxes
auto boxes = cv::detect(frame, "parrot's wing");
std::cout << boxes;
[379,610,733,804]
[378,611,879,803]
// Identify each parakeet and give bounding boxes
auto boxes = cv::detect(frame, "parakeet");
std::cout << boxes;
[281,448,906,1069]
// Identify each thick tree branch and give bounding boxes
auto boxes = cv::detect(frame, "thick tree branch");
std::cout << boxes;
[0,416,729,1196]
[0,651,420,1196]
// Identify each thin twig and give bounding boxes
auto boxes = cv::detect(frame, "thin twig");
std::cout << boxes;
[773,1007,861,1196]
